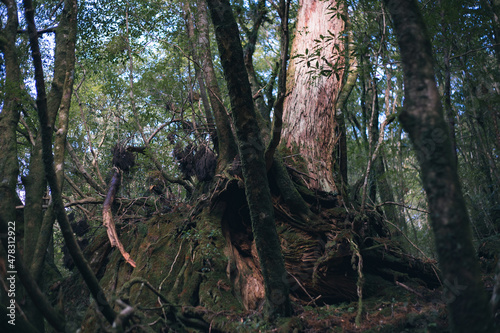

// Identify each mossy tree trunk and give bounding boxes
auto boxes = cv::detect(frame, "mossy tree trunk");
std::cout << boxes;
[23,0,78,268]
[384,0,496,331]
[30,0,78,282]
[240,0,270,121]
[0,4,23,324]
[281,0,345,193]
[0,0,21,229]
[196,0,238,170]
[24,0,117,326]
[206,0,292,318]
[19,0,79,328]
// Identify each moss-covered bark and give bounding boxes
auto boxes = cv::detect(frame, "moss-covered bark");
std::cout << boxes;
[196,0,238,169]
[23,135,46,266]
[0,0,21,228]
[240,0,269,121]
[30,0,78,282]
[384,0,496,331]
[24,0,117,325]
[24,0,77,268]
[0,1,47,329]
[207,0,292,318]
[77,204,246,331]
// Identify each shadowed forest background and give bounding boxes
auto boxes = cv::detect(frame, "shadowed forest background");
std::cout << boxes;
[1,0,500,332]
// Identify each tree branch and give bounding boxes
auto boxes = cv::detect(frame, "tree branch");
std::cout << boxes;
[66,141,107,194]
[17,26,57,34]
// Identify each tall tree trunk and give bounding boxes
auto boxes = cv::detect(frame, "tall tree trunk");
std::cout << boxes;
[376,67,403,227]
[196,0,238,168]
[361,78,380,209]
[24,0,77,268]
[183,2,217,148]
[206,0,292,318]
[0,0,21,229]
[383,0,496,331]
[21,0,79,328]
[0,6,23,322]
[281,0,345,193]
[23,0,117,324]
[265,0,321,226]
[241,0,269,121]
[334,18,357,201]
[23,136,46,268]
[30,0,78,282]
[375,153,402,226]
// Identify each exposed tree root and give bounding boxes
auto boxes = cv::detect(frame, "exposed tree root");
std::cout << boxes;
[64,174,441,332]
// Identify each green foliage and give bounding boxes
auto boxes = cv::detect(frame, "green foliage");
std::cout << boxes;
[2,0,500,329]
[340,0,499,259]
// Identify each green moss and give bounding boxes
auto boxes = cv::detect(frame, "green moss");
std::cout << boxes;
[88,205,246,328]
[275,316,303,332]
[278,143,308,175]
[328,207,348,219]
[477,235,500,272]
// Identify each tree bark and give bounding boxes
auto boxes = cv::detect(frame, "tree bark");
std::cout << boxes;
[334,19,357,200]
[183,2,217,147]
[0,0,21,233]
[240,0,269,121]
[23,0,78,268]
[30,0,78,282]
[0,228,66,331]
[197,0,238,168]
[265,0,290,170]
[206,0,292,318]
[23,0,117,324]
[281,0,345,193]
[383,0,496,331]
[20,0,80,327]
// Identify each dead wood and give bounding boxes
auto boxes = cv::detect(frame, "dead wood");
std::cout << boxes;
[102,145,138,268]
[103,168,136,268]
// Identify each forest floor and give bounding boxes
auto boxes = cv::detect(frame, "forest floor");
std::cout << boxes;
[213,281,449,332]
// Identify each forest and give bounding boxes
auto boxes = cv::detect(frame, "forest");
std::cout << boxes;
[1,0,499,331]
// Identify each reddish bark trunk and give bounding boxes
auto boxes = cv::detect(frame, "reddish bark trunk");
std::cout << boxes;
[281,0,345,193]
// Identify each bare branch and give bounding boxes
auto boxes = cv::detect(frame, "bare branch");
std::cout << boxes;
[17,26,57,34]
